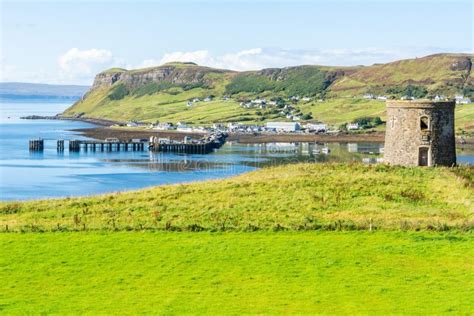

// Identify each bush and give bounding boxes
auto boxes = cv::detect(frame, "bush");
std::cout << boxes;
[108,84,129,100]
[353,116,383,129]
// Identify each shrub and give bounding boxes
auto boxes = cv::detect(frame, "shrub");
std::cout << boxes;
[108,84,129,100]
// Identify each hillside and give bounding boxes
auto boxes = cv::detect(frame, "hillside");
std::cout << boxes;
[63,54,474,130]
[0,82,90,100]
[1,163,472,232]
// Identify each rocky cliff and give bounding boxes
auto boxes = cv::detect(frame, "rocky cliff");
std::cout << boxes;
[90,63,234,91]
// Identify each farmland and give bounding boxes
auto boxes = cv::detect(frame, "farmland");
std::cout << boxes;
[1,231,473,314]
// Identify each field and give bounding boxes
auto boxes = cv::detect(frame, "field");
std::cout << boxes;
[1,163,473,314]
[1,231,473,314]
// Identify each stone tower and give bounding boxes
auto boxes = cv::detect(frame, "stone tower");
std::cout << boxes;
[384,100,456,166]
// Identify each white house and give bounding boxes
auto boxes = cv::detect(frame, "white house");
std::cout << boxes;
[301,97,312,102]
[305,123,327,132]
[153,122,174,131]
[458,98,472,104]
[187,101,193,107]
[266,122,301,132]
[251,98,266,105]
[376,95,388,101]
[126,121,139,127]
[363,94,375,99]
[434,95,446,101]
[455,94,472,104]
[347,123,359,130]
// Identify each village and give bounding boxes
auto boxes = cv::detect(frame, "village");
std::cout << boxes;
[122,92,471,137]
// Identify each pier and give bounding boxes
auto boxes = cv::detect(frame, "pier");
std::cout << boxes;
[153,142,215,154]
[68,140,147,152]
[28,133,227,154]
[149,132,227,154]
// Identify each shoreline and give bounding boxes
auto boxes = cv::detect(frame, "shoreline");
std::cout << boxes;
[72,127,474,144]
[21,115,474,144]
[73,126,386,143]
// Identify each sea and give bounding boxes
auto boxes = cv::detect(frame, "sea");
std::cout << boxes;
[0,98,472,201]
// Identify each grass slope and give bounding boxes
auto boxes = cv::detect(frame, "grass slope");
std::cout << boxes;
[0,231,473,314]
[328,53,472,97]
[1,163,472,232]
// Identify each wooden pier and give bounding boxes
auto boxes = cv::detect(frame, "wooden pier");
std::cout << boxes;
[68,140,147,152]
[153,142,215,154]
[28,133,227,155]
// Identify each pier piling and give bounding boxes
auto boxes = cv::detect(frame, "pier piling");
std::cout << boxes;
[29,139,44,151]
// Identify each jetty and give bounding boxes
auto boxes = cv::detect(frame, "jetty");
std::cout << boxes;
[68,140,147,152]
[28,132,227,154]
[149,132,227,154]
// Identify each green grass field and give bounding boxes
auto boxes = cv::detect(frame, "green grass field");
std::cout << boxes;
[1,164,473,314]
[1,231,473,314]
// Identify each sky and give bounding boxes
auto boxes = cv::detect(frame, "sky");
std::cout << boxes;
[0,0,472,85]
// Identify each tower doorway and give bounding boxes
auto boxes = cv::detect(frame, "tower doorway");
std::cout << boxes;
[418,147,429,166]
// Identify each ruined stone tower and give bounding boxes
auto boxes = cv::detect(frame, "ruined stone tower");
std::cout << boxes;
[384,100,456,166]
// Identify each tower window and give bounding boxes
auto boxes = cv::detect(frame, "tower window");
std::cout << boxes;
[420,116,429,131]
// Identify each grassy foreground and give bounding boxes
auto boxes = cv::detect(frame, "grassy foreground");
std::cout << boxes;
[1,164,473,314]
[1,163,473,232]
[1,231,473,314]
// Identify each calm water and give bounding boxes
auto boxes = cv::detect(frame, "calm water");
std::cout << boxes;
[0,99,472,201]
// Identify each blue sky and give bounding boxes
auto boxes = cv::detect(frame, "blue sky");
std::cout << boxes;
[1,0,472,85]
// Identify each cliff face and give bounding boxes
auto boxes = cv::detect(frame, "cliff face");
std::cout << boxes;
[91,71,124,89]
[91,63,234,90]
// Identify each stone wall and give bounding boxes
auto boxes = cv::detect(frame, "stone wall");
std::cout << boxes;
[384,100,456,166]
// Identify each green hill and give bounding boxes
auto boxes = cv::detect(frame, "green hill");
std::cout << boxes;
[63,54,474,131]
[1,163,472,232]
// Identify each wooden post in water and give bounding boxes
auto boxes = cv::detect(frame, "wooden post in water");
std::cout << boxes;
[57,140,64,151]
[29,139,44,151]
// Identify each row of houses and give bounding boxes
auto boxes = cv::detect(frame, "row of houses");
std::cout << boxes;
[363,93,472,104]
[363,94,388,101]
[454,94,472,104]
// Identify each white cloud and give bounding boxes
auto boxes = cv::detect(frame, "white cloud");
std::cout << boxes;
[143,47,407,71]
[1,46,468,85]
[158,50,211,66]
[58,48,124,83]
